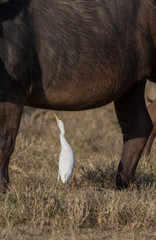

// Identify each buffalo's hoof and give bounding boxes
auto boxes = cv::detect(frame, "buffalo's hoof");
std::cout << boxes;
[115,173,128,190]
[0,180,8,192]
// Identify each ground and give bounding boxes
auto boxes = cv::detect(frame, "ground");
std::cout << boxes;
[0,82,156,240]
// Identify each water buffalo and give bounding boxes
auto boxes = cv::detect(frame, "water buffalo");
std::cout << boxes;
[0,0,156,190]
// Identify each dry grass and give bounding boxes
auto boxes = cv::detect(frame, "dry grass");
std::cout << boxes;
[0,83,156,240]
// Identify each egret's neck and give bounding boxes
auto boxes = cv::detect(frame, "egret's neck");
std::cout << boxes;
[60,133,68,147]
[59,125,66,144]
[59,126,65,137]
[58,120,67,145]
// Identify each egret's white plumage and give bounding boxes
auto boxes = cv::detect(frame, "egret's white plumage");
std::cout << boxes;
[54,114,75,184]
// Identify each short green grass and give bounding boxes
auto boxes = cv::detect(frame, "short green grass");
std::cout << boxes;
[0,84,156,240]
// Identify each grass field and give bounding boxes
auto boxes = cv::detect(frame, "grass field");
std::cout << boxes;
[0,83,156,240]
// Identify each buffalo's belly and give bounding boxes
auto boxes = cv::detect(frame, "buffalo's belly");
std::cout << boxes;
[25,70,134,110]
[25,0,142,110]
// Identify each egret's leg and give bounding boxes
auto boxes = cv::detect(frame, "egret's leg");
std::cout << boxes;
[114,80,152,189]
[57,172,60,183]
[56,172,60,189]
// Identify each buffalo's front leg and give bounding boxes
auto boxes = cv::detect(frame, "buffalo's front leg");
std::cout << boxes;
[0,101,24,190]
[114,81,152,189]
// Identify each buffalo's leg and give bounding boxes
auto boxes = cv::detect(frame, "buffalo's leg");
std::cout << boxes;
[0,102,24,190]
[114,81,152,189]
[142,127,156,157]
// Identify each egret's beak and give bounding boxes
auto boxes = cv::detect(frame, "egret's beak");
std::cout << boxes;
[54,113,59,123]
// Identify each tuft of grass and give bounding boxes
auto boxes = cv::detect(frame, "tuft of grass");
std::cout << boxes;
[0,83,156,239]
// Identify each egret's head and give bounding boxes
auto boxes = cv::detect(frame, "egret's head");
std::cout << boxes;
[54,113,65,135]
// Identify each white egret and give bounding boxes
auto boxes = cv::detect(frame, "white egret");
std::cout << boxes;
[54,114,75,184]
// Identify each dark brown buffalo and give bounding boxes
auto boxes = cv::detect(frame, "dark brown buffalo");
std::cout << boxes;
[0,0,156,190]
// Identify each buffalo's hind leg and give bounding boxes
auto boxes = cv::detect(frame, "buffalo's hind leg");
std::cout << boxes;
[0,101,24,191]
[114,81,152,189]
